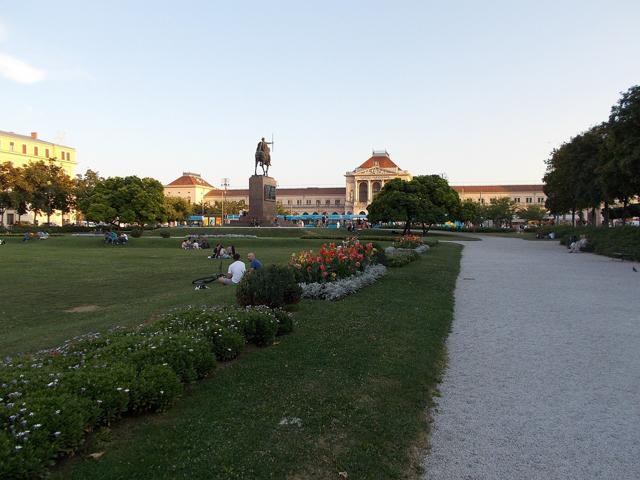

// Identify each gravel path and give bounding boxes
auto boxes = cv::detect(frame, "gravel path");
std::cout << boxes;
[423,236,640,480]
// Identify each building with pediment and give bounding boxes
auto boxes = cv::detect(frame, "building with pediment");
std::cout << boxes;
[344,150,412,214]
[164,149,546,218]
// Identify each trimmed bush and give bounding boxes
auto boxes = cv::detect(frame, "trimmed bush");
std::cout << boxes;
[130,365,183,413]
[129,228,144,238]
[274,309,294,336]
[158,229,171,238]
[236,265,302,308]
[243,310,279,347]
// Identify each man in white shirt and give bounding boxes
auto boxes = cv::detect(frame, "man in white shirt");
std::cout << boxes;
[218,253,246,285]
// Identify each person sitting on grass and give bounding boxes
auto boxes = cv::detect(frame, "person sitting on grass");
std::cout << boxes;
[117,232,128,245]
[247,252,262,271]
[22,232,31,242]
[217,253,246,286]
[569,234,588,253]
[199,237,210,249]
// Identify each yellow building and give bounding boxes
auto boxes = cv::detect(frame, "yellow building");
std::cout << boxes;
[164,172,216,205]
[0,130,77,225]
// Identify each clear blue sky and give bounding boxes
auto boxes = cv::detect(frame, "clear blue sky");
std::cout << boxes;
[2,1,639,188]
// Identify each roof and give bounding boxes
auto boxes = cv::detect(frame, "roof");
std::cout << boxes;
[0,130,74,149]
[452,185,545,194]
[357,154,399,170]
[205,187,346,197]
[166,173,214,188]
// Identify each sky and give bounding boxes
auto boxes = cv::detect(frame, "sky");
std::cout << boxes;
[1,0,639,188]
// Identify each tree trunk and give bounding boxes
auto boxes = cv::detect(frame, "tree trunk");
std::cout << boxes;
[603,200,609,227]
[403,220,411,235]
[571,209,576,227]
[622,197,628,226]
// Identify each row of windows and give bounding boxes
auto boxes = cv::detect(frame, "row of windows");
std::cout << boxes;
[476,197,545,204]
[0,140,70,160]
[286,199,341,206]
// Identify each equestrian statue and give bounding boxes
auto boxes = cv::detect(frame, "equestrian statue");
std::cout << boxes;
[255,137,273,176]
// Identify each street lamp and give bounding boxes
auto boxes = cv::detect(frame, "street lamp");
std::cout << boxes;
[221,178,230,226]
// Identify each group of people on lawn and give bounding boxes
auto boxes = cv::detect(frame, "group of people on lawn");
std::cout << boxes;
[181,236,210,250]
[217,251,262,285]
[104,231,128,245]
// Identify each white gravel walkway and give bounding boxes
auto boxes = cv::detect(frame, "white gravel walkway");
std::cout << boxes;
[423,236,640,480]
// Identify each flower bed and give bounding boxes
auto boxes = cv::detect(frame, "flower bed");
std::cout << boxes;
[393,234,424,249]
[290,237,378,283]
[0,305,292,478]
[299,264,387,300]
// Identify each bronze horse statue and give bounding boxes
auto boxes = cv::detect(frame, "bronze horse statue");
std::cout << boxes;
[255,137,271,176]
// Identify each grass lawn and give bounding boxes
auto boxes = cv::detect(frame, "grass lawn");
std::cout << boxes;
[0,235,325,356]
[50,243,461,480]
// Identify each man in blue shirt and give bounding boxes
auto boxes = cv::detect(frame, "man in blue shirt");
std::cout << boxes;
[247,252,262,271]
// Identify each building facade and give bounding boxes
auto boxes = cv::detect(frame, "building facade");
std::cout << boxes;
[344,150,412,214]
[0,130,77,225]
[164,151,547,218]
[164,172,216,205]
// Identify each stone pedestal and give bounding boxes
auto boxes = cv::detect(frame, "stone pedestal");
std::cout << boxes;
[244,175,277,226]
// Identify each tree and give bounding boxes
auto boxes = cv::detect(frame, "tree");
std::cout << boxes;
[165,196,192,222]
[457,199,487,228]
[607,84,640,221]
[518,204,547,224]
[22,161,75,224]
[80,176,167,226]
[486,197,516,227]
[411,175,461,233]
[367,175,461,233]
[74,169,103,221]
[0,162,18,226]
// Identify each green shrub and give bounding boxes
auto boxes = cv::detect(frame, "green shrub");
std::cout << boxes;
[273,309,294,336]
[158,229,171,238]
[62,362,136,425]
[130,364,183,413]
[129,228,144,238]
[210,326,245,361]
[236,265,302,308]
[243,310,279,347]
[546,226,640,261]
[385,250,419,267]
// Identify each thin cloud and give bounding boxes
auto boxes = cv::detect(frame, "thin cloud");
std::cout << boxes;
[0,53,46,84]
[0,20,7,42]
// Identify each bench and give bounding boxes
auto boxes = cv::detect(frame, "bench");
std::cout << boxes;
[611,251,633,261]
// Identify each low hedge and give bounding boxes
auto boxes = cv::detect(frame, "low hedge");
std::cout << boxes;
[0,305,293,478]
[544,226,640,261]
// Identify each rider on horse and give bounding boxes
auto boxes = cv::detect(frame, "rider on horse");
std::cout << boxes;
[255,137,271,176]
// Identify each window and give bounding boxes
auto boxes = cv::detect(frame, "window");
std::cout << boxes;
[526,197,532,203]
[316,199,321,206]
[358,182,368,202]
[287,199,292,205]
[335,199,340,205]
[61,152,66,160]
[537,197,545,204]
[34,146,39,156]
[306,199,311,205]
[10,142,14,152]
[22,144,27,154]
[513,197,521,203]
[326,199,330,205]
[45,149,49,158]
[296,199,301,205]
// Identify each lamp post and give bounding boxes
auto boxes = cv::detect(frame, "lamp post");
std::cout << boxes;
[221,178,230,226]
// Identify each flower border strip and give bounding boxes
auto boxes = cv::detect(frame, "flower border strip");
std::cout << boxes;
[299,264,387,301]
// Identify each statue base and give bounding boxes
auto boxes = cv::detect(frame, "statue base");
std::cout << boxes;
[237,175,277,226]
